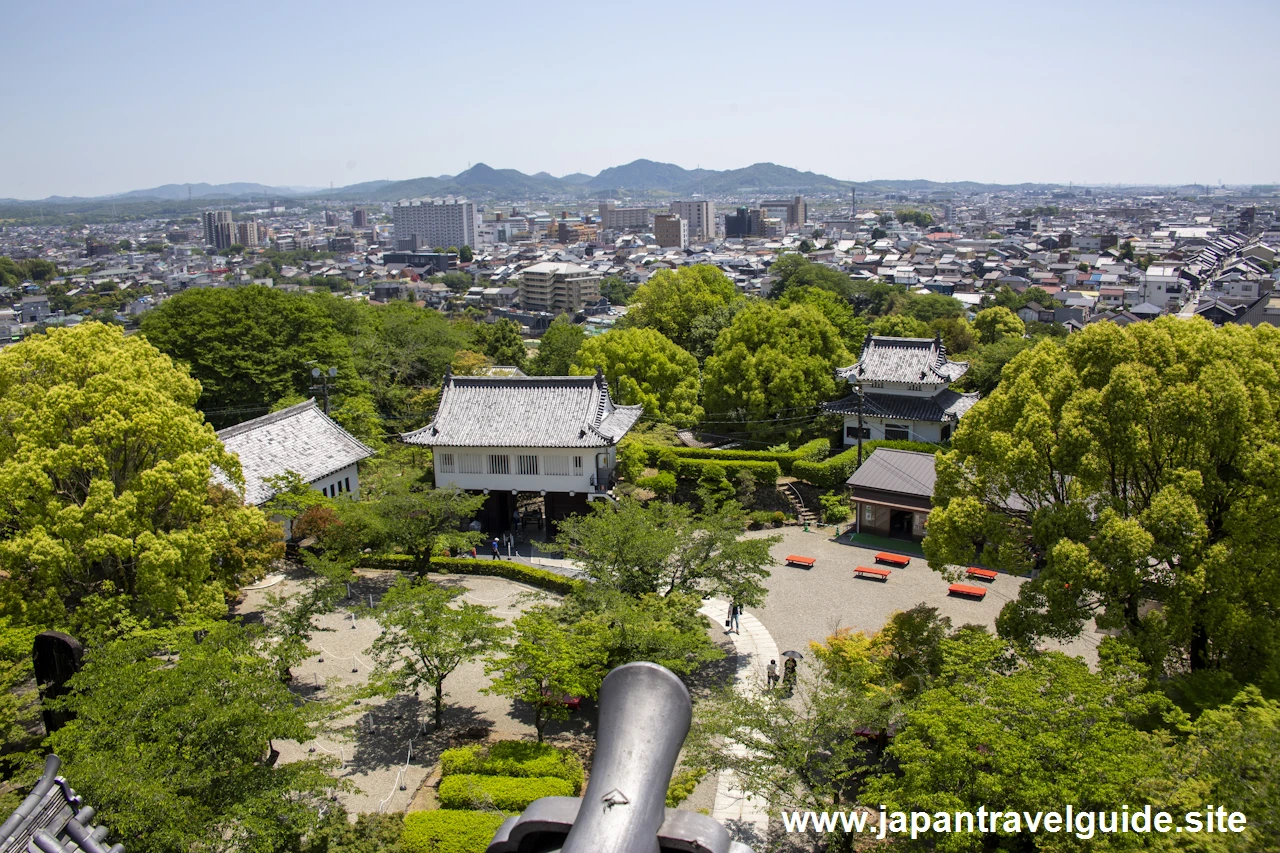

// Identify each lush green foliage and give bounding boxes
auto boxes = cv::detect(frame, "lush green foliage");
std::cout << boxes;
[621,265,740,351]
[437,774,574,811]
[428,557,582,594]
[324,480,486,569]
[571,327,703,426]
[367,577,506,725]
[972,305,1025,345]
[526,315,585,376]
[666,767,707,807]
[0,323,280,628]
[558,586,724,676]
[400,810,505,853]
[703,302,848,442]
[438,740,585,794]
[636,438,829,475]
[927,319,1280,698]
[49,624,339,853]
[599,275,637,306]
[473,318,526,368]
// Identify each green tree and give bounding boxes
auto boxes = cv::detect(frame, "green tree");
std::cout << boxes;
[926,320,1280,696]
[560,587,724,676]
[778,285,869,351]
[458,245,473,263]
[49,624,340,853]
[552,498,777,605]
[571,327,703,427]
[117,239,132,251]
[527,315,585,376]
[929,315,975,354]
[894,209,934,228]
[871,314,930,338]
[703,302,848,441]
[326,480,486,569]
[902,292,964,323]
[475,318,526,368]
[0,323,281,629]
[367,577,506,726]
[599,275,638,306]
[484,606,610,742]
[959,335,1033,395]
[441,271,472,292]
[259,551,349,681]
[348,301,464,422]
[684,299,750,364]
[139,286,358,427]
[227,243,246,255]
[621,265,739,350]
[767,253,855,301]
[972,305,1025,345]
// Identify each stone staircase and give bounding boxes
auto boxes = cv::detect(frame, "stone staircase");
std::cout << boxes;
[779,481,817,527]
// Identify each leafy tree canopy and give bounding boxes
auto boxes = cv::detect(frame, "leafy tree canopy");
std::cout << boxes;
[621,265,739,350]
[527,315,585,376]
[972,305,1025,345]
[0,323,280,629]
[768,253,854,301]
[571,327,703,427]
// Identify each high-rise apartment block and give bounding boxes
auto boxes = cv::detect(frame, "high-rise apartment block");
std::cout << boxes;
[352,208,369,228]
[202,210,234,250]
[654,214,688,249]
[669,200,715,241]
[393,196,477,250]
[236,221,259,248]
[324,210,339,227]
[598,200,649,232]
[519,261,602,314]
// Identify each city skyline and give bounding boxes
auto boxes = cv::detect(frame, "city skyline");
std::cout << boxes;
[3,0,1277,199]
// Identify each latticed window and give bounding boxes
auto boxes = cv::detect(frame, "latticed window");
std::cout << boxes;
[545,455,571,475]
[573,455,584,474]
[458,453,483,474]
[437,452,455,473]
[488,454,511,475]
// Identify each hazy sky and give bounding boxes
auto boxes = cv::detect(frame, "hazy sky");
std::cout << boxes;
[3,0,1277,198]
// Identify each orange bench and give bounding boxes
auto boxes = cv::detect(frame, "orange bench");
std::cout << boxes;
[949,583,987,599]
[855,565,891,581]
[786,555,816,568]
[875,552,910,568]
[966,567,998,581]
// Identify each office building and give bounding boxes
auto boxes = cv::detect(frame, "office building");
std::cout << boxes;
[236,221,259,248]
[669,200,715,241]
[724,206,766,239]
[760,195,807,228]
[598,200,649,232]
[654,214,688,249]
[519,261,602,313]
[352,208,369,228]
[202,210,234,250]
[393,196,477,250]
[556,219,598,244]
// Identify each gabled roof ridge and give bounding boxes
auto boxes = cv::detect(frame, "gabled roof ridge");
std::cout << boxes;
[216,398,322,440]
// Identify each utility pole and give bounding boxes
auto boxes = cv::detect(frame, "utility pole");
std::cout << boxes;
[855,381,865,468]
[310,366,337,415]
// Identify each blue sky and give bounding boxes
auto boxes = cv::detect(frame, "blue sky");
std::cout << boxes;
[3,0,1276,198]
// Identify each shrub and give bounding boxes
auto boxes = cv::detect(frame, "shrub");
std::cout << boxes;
[438,774,574,811]
[636,438,829,475]
[666,767,707,807]
[791,440,939,490]
[748,510,778,529]
[401,809,506,853]
[615,440,646,482]
[636,471,677,498]
[439,741,585,795]
[429,558,581,595]
[672,458,781,483]
[819,492,851,524]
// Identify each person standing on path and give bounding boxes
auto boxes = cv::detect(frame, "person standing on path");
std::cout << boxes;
[491,538,501,559]
[782,658,797,696]
[767,660,779,689]
[726,602,741,634]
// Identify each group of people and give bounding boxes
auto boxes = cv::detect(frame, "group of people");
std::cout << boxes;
[767,657,797,695]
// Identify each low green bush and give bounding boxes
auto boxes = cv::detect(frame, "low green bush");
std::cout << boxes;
[428,558,581,595]
[666,767,707,807]
[819,492,851,523]
[635,471,677,497]
[791,440,939,489]
[439,741,585,794]
[438,774,574,811]
[401,809,506,853]
[637,438,829,475]
[672,458,782,483]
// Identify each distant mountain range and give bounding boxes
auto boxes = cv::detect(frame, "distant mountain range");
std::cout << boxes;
[6,160,1077,205]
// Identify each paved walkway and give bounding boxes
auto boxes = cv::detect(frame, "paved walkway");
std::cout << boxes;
[699,598,778,847]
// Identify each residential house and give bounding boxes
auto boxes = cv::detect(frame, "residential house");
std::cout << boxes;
[402,371,643,533]
[823,334,979,445]
[19,295,51,324]
[845,448,937,541]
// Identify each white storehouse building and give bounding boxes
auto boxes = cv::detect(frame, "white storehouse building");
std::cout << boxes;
[216,398,376,537]
[824,334,979,445]
[401,370,642,532]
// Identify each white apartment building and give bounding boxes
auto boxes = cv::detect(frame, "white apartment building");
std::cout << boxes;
[393,196,477,250]
[519,261,602,313]
[669,200,715,241]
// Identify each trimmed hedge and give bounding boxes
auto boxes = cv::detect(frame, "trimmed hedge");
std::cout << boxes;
[672,458,782,483]
[401,809,506,853]
[791,440,940,490]
[639,438,829,475]
[438,774,574,811]
[430,558,581,595]
[439,741,585,794]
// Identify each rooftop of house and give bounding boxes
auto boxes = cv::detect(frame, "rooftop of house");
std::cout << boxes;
[402,371,642,449]
[824,387,980,423]
[845,448,938,499]
[215,398,376,505]
[835,334,969,386]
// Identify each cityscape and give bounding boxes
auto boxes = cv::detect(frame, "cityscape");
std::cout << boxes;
[0,2,1277,853]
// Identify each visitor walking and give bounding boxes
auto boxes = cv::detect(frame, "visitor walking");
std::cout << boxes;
[726,602,741,634]
[782,658,797,696]
[767,659,779,689]
[490,538,501,559]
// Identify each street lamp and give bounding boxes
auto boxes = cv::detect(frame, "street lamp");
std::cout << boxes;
[309,365,338,416]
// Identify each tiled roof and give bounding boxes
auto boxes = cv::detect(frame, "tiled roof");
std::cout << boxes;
[0,755,120,853]
[216,399,376,505]
[835,335,968,385]
[402,372,642,449]
[845,448,937,498]
[823,389,980,423]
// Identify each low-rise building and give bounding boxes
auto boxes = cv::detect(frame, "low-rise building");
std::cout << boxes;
[518,261,602,313]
